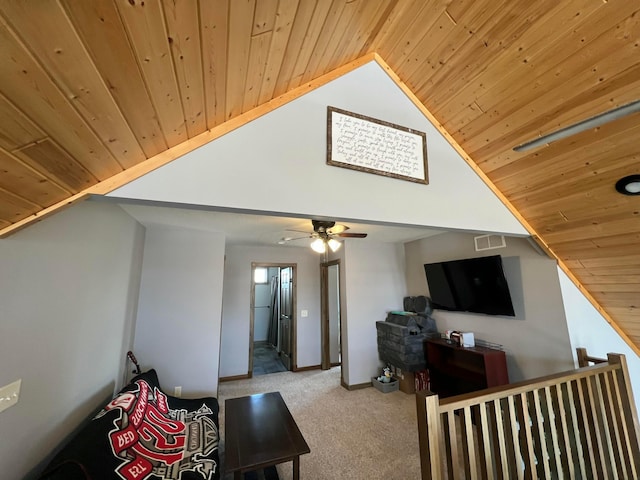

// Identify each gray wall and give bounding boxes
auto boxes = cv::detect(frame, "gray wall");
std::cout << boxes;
[0,202,144,479]
[341,240,407,385]
[404,232,575,382]
[219,245,321,377]
[133,226,225,397]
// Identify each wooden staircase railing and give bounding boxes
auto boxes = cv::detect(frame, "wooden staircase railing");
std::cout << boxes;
[416,349,640,479]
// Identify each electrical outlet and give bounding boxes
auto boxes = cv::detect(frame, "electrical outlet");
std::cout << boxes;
[0,379,21,414]
[174,386,182,398]
[301,309,308,318]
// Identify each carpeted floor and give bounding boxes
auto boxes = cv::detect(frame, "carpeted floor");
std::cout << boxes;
[218,367,421,480]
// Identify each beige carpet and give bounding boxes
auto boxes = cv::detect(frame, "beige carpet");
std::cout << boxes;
[218,367,422,480]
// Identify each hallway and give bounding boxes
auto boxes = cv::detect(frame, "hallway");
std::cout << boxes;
[253,341,287,376]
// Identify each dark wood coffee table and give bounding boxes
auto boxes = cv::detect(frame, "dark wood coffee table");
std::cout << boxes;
[225,391,310,480]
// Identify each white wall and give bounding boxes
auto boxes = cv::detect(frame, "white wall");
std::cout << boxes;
[341,240,407,386]
[219,245,321,377]
[0,202,144,479]
[328,264,341,364]
[133,226,225,397]
[558,268,640,414]
[109,61,526,237]
[404,232,575,382]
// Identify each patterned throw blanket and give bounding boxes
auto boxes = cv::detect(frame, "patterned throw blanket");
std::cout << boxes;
[39,370,220,480]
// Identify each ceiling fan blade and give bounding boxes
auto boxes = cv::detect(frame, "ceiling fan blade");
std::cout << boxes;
[337,232,367,238]
[327,224,349,234]
[278,235,312,244]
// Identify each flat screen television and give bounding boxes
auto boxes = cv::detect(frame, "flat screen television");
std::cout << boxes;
[423,255,515,316]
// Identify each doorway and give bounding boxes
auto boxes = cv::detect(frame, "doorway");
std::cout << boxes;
[249,263,297,377]
[321,260,341,370]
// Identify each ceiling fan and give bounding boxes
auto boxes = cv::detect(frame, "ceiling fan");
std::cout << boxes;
[279,220,368,253]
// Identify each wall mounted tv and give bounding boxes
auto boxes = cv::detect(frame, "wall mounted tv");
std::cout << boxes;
[423,255,515,317]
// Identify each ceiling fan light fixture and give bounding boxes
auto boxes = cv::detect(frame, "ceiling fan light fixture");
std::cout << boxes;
[615,174,640,195]
[310,238,326,253]
[327,238,341,252]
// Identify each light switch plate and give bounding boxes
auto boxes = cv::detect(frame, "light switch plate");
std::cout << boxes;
[0,379,21,413]
[301,310,308,318]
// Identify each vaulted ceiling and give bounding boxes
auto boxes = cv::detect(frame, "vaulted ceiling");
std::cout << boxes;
[0,1,638,354]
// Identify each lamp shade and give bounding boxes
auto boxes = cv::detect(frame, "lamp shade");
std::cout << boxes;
[327,238,341,252]
[310,238,326,253]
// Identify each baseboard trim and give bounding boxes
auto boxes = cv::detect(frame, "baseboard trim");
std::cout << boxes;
[293,364,321,373]
[219,373,251,383]
[341,379,371,391]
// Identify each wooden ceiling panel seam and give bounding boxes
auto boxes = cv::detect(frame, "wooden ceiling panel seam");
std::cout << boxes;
[60,0,169,158]
[469,78,640,170]
[371,0,435,60]
[0,13,124,181]
[387,16,455,88]
[272,0,316,98]
[458,8,640,156]
[503,158,640,212]
[356,0,400,57]
[0,92,48,151]
[115,0,189,148]
[576,266,640,277]
[324,0,391,72]
[0,1,146,170]
[162,0,207,138]
[376,0,448,73]
[243,29,274,112]
[466,2,639,123]
[286,0,334,91]
[586,284,640,293]
[430,0,606,122]
[321,0,377,70]
[253,0,279,36]
[422,0,561,109]
[299,0,350,85]
[199,0,229,129]
[225,0,256,120]
[553,233,640,251]
[403,0,509,93]
[553,244,640,262]
[14,139,98,193]
[256,0,300,105]
[486,110,640,182]
[0,145,72,206]
[0,183,42,221]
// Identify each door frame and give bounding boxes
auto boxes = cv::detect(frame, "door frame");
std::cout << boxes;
[320,259,342,370]
[249,262,297,377]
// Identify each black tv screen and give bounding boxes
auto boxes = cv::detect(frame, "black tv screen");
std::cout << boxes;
[423,255,515,316]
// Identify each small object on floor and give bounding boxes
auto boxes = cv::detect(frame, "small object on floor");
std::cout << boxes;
[244,466,279,479]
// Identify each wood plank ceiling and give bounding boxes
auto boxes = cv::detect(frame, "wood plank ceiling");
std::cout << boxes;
[0,1,638,354]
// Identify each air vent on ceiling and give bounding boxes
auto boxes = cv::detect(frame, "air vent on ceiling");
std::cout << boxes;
[474,234,506,252]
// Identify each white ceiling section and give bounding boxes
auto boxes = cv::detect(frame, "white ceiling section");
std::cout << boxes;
[110,62,527,237]
[118,203,443,247]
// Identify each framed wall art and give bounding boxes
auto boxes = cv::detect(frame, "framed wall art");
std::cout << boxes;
[326,106,428,184]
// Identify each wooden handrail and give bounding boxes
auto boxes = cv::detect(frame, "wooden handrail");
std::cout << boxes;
[416,348,640,479]
[576,347,607,367]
